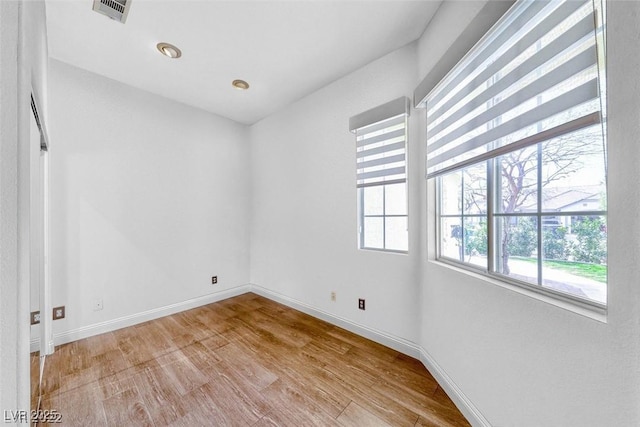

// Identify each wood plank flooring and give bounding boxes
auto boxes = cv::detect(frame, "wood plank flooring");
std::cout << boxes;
[37,293,470,426]
[31,351,40,412]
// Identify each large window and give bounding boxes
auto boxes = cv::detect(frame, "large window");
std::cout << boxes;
[423,0,607,307]
[350,97,410,252]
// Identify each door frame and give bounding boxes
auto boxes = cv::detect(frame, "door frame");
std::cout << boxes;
[30,91,52,361]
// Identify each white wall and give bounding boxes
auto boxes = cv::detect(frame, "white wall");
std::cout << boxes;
[0,0,49,415]
[0,1,22,416]
[416,0,486,80]
[48,60,251,340]
[249,44,422,349]
[417,1,640,426]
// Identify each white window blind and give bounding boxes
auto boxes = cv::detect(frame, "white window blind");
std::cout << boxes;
[350,97,410,188]
[423,0,603,178]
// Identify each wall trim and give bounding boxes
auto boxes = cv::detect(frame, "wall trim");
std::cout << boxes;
[419,346,491,427]
[249,283,422,359]
[30,284,251,352]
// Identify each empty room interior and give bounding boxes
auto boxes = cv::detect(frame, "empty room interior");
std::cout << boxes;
[1,0,640,425]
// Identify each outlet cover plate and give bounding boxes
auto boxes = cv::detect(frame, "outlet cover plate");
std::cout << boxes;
[30,311,41,325]
[212,276,218,285]
[358,299,365,310]
[53,306,65,320]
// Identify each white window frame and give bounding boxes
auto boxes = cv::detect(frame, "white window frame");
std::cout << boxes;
[435,147,608,310]
[358,181,408,253]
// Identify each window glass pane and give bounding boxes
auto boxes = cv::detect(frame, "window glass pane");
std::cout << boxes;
[542,214,606,304]
[385,182,407,215]
[497,145,538,214]
[362,186,383,215]
[463,162,487,214]
[440,170,462,215]
[541,125,607,213]
[385,217,408,251]
[363,217,383,249]
[440,217,462,261]
[464,217,487,269]
[495,215,538,285]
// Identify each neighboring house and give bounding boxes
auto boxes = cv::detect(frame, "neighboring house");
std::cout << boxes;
[519,185,605,231]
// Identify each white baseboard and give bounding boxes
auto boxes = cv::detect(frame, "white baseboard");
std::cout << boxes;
[249,284,422,359]
[30,284,251,352]
[419,346,491,427]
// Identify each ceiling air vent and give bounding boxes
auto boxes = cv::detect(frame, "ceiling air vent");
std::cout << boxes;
[92,0,131,24]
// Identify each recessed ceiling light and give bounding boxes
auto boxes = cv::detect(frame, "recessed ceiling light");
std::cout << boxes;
[232,79,250,90]
[156,42,181,59]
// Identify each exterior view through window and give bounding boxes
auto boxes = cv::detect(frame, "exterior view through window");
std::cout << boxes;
[425,0,607,307]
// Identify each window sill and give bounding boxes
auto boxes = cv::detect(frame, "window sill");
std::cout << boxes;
[428,258,608,323]
[359,247,408,255]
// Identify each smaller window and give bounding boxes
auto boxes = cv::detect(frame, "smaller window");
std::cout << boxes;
[350,97,410,253]
[359,182,408,251]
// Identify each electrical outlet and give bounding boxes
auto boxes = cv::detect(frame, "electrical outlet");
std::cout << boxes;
[331,291,336,301]
[30,311,41,325]
[212,276,218,285]
[93,299,103,311]
[358,299,365,310]
[53,306,65,320]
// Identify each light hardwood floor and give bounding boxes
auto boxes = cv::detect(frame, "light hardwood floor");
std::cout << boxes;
[37,293,470,426]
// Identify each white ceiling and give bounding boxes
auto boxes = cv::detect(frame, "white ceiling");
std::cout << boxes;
[45,0,442,125]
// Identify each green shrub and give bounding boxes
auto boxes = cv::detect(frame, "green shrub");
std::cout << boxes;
[508,217,536,257]
[571,217,607,264]
[543,226,567,260]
